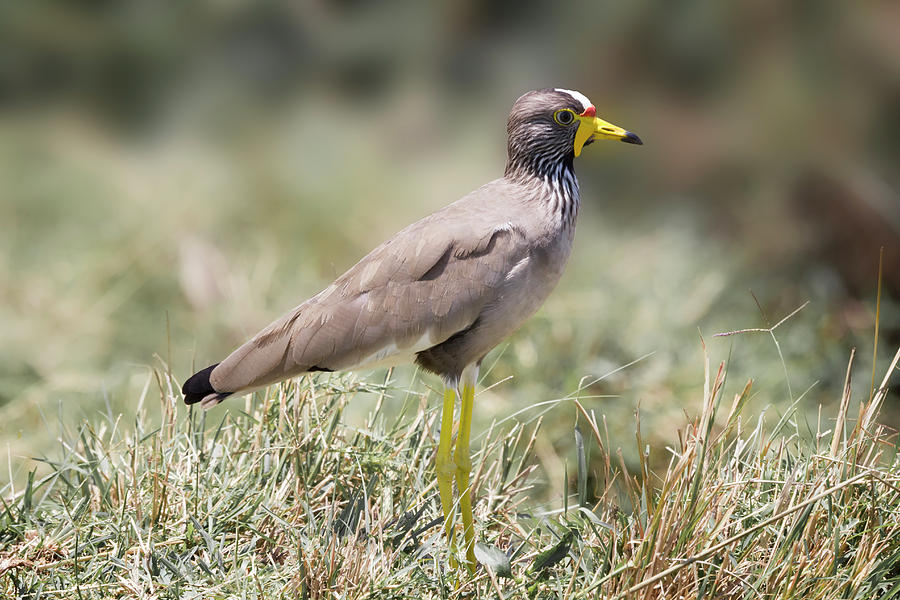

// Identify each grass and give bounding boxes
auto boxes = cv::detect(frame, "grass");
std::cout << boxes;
[1,345,899,599]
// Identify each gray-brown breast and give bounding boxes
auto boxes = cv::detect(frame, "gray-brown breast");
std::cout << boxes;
[416,218,574,377]
[208,177,571,393]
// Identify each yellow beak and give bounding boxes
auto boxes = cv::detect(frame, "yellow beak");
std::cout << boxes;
[573,115,642,157]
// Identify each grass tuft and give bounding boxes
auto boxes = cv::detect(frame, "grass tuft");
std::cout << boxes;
[2,349,900,599]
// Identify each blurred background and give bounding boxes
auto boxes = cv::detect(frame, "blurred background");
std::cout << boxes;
[2,1,898,492]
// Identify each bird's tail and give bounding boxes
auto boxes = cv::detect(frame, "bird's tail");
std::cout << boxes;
[182,363,231,408]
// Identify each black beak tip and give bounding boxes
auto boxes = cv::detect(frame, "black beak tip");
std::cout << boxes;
[621,132,643,145]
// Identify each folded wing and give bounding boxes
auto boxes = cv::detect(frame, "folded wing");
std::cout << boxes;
[207,191,528,396]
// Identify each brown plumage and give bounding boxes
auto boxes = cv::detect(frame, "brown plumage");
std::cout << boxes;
[183,88,641,407]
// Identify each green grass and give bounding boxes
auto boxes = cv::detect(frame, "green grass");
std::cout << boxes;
[2,347,899,599]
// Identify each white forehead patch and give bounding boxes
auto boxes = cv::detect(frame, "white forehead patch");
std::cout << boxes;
[554,88,592,111]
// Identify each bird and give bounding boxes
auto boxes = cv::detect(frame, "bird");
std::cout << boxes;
[182,88,641,571]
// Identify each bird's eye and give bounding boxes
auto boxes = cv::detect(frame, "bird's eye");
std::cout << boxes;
[554,109,576,126]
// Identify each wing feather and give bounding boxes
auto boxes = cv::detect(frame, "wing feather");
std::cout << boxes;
[210,184,530,394]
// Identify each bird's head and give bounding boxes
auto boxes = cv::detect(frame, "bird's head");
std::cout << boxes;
[506,88,641,176]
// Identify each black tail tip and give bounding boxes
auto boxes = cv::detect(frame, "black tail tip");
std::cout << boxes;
[182,363,220,405]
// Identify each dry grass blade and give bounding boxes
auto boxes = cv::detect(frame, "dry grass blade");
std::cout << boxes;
[831,348,855,458]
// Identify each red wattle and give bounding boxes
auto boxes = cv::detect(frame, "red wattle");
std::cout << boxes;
[580,106,596,117]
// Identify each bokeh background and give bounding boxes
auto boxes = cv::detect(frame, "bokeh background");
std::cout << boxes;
[2,1,898,489]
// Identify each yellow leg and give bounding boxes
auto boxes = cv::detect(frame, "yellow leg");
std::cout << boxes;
[435,385,458,568]
[453,367,478,572]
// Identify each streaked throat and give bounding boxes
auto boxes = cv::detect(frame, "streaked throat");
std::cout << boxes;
[506,155,580,227]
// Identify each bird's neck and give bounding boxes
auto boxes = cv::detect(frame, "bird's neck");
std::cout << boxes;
[504,155,580,227]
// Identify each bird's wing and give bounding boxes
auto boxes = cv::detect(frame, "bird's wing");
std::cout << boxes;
[209,189,529,394]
